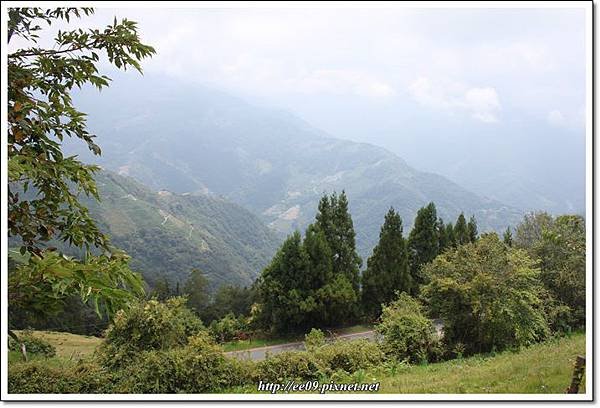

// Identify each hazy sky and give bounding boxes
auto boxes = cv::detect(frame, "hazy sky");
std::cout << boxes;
[111,7,586,132]
[12,5,587,198]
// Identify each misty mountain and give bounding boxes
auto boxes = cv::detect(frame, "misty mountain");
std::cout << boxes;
[67,74,523,258]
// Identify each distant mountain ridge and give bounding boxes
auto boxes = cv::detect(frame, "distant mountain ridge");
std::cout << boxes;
[68,74,523,259]
[80,170,280,289]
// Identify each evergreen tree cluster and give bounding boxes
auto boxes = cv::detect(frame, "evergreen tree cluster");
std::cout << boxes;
[258,192,362,333]
[256,193,482,332]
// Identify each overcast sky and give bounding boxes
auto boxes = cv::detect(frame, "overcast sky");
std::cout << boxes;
[114,7,586,130]
[11,5,587,178]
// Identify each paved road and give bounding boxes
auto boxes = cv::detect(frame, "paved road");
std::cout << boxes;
[225,330,376,361]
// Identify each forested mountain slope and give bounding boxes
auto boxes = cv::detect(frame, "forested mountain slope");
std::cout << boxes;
[68,74,523,258]
[79,171,280,289]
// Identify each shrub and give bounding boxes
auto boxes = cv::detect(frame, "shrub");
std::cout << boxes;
[422,233,550,355]
[257,338,384,382]
[8,360,112,393]
[209,313,247,343]
[96,297,205,369]
[375,293,439,364]
[257,351,324,382]
[113,332,249,393]
[304,328,326,351]
[8,331,56,358]
[313,338,384,374]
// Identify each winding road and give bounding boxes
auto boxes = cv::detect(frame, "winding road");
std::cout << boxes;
[225,330,377,361]
[226,320,444,361]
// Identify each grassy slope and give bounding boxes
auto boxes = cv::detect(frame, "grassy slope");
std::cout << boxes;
[10,330,585,394]
[230,332,585,394]
[372,333,586,394]
[13,330,101,360]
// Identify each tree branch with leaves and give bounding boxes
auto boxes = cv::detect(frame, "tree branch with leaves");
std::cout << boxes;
[7,8,155,332]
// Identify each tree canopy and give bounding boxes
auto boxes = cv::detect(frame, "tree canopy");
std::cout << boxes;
[7,7,155,321]
[361,208,411,318]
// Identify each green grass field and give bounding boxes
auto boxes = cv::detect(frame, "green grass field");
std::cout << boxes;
[229,332,586,394]
[11,330,102,361]
[9,329,585,394]
[360,332,585,394]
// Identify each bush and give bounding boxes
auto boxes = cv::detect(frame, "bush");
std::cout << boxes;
[304,328,326,351]
[422,233,550,355]
[257,338,384,382]
[313,339,384,374]
[113,332,250,393]
[209,313,247,343]
[8,360,112,393]
[257,351,324,382]
[375,293,439,364]
[96,297,205,369]
[9,331,56,358]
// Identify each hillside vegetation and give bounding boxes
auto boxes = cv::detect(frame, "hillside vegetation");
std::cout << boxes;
[68,74,523,258]
[8,329,585,394]
[68,171,281,289]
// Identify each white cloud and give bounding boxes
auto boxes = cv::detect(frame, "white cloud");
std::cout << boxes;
[409,77,501,123]
[547,109,566,127]
[464,87,501,123]
[26,7,584,130]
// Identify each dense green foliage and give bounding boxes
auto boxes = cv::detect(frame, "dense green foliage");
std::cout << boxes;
[514,213,586,330]
[422,233,549,355]
[7,7,153,331]
[304,328,327,351]
[257,338,384,383]
[257,192,361,333]
[8,332,586,394]
[361,208,411,318]
[183,268,210,314]
[376,293,439,364]
[8,330,56,358]
[8,361,114,394]
[96,297,205,369]
[73,171,280,290]
[201,284,256,324]
[407,203,439,292]
[315,192,362,293]
[112,333,249,393]
[453,213,469,246]
[209,313,248,342]
[9,250,144,322]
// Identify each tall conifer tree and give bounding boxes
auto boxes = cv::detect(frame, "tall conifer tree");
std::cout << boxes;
[361,208,411,318]
[467,215,478,243]
[454,213,469,245]
[445,222,456,248]
[407,202,439,292]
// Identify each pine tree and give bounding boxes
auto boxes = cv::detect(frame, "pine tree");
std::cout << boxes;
[445,222,456,248]
[315,192,362,291]
[503,227,513,247]
[302,224,333,326]
[314,191,362,319]
[152,276,172,300]
[361,208,411,318]
[183,268,210,315]
[467,215,478,243]
[258,231,311,333]
[454,213,469,245]
[437,218,449,252]
[303,224,333,291]
[258,192,363,332]
[407,202,439,292]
